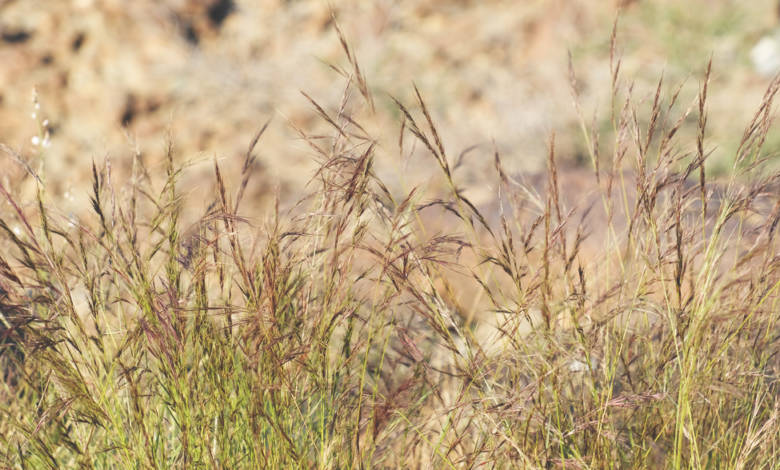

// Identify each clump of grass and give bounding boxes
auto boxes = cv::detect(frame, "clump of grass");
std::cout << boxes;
[1,25,779,468]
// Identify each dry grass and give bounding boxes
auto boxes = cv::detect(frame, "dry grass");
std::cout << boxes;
[1,19,780,469]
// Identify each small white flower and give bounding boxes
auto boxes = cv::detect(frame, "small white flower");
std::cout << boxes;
[31,112,37,119]
[12,226,21,236]
[42,119,49,127]
[31,135,40,146]
[34,102,40,110]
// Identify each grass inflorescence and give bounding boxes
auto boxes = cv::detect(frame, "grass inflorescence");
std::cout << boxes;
[1,26,779,469]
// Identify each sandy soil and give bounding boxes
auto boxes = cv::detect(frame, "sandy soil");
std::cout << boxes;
[0,0,777,219]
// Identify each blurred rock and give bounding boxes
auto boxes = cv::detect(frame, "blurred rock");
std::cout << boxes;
[751,30,780,77]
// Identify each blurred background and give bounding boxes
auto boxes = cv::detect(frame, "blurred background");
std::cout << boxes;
[0,0,778,216]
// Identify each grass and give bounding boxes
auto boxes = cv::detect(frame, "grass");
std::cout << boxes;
[1,23,780,469]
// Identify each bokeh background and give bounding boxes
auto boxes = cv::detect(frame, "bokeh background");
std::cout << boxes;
[1,0,779,217]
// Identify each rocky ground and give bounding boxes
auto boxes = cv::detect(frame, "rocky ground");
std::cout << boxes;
[0,0,777,218]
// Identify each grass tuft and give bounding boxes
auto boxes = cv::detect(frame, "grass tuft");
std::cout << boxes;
[1,29,779,469]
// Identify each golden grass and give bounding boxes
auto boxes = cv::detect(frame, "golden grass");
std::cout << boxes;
[1,19,779,469]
